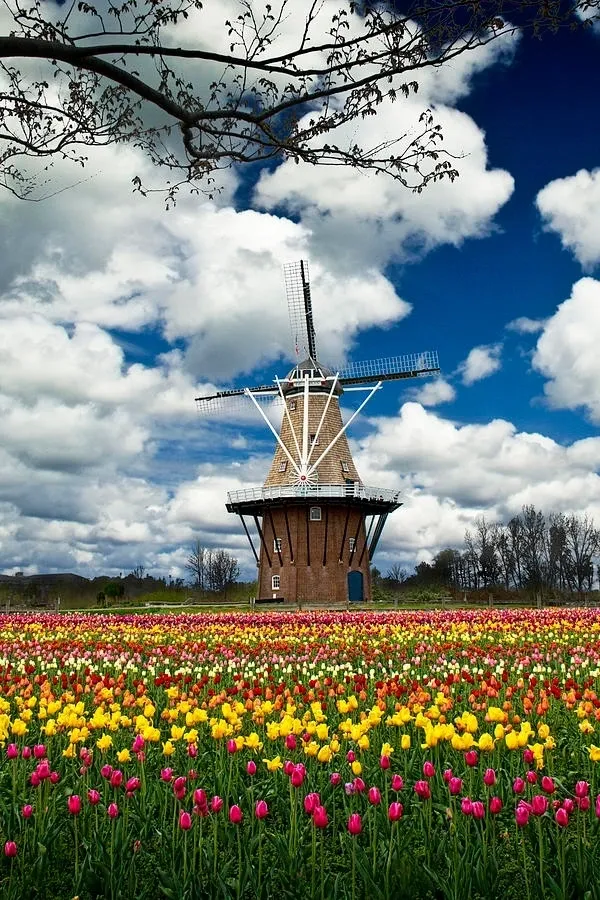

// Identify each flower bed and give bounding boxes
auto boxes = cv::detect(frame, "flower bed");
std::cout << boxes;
[0,609,599,898]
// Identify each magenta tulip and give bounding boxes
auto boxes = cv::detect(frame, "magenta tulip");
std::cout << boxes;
[368,787,382,806]
[107,803,119,819]
[541,776,555,794]
[87,789,101,806]
[67,795,81,816]
[483,768,496,787]
[531,795,548,816]
[423,761,435,779]
[179,810,192,830]
[391,774,403,792]
[555,807,569,827]
[255,800,269,820]
[313,806,329,828]
[4,842,17,858]
[489,796,503,815]
[348,813,362,836]
[388,802,403,822]
[229,804,243,824]
[448,777,463,796]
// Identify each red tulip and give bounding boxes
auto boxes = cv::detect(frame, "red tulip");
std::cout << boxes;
[483,768,496,787]
[515,805,530,827]
[255,800,269,820]
[464,750,478,767]
[523,749,534,765]
[388,802,403,822]
[353,777,365,793]
[575,781,589,798]
[179,810,192,830]
[595,794,600,818]
[391,774,403,792]
[210,796,224,814]
[555,807,569,827]
[160,768,173,782]
[229,805,243,824]
[87,789,101,806]
[579,796,591,812]
[67,795,81,816]
[107,803,119,819]
[414,780,431,800]
[6,744,19,760]
[489,796,503,815]
[423,761,435,779]
[368,787,381,806]
[526,771,538,785]
[461,798,473,816]
[285,734,297,751]
[513,777,526,794]
[226,739,237,755]
[443,769,453,783]
[346,751,356,763]
[4,841,17,858]
[291,767,305,788]
[380,755,390,770]
[33,744,46,759]
[110,770,123,789]
[541,776,555,794]
[563,798,575,814]
[313,805,329,828]
[22,747,31,760]
[304,793,320,815]
[531,795,548,816]
[330,772,341,786]
[448,777,463,796]
[21,805,33,819]
[472,801,485,820]
[101,765,113,779]
[246,760,257,776]
[347,813,362,836]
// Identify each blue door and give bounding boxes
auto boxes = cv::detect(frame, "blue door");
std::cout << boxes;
[347,570,363,602]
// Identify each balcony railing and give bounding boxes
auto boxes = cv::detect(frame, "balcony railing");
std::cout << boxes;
[227,483,400,504]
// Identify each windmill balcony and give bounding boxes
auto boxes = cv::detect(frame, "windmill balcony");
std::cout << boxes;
[226,483,401,507]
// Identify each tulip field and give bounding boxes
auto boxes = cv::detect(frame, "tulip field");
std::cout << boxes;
[3,611,600,898]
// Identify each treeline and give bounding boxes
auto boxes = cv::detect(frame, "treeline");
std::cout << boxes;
[185,541,240,593]
[408,505,600,595]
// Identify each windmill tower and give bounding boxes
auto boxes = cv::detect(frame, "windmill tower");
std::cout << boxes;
[196,261,439,603]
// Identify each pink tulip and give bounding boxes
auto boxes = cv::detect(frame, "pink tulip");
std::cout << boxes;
[87,789,101,806]
[255,800,269,820]
[388,802,403,822]
[579,796,591,812]
[107,802,119,819]
[291,767,305,788]
[50,771,60,784]
[563,798,575,814]
[126,777,141,793]
[391,774,403,792]
[555,807,569,827]
[515,805,530,827]
[30,771,40,788]
[483,768,496,787]
[313,805,328,828]
[465,750,478,767]
[353,777,365,793]
[179,810,192,830]
[283,760,294,776]
[575,781,589,798]
[531,795,548,816]
[414,780,431,800]
[513,777,526,794]
[347,813,362,836]
[229,805,243,824]
[526,771,538,785]
[226,739,237,755]
[161,768,173,782]
[330,772,341,786]
[346,750,356,763]
[21,747,31,760]
[368,787,382,806]
[304,793,321,815]
[423,761,435,779]
[541,776,555,794]
[67,795,81,816]
[246,760,257,776]
[489,796,503,815]
[595,794,600,818]
[4,841,17,858]
[193,788,207,807]
[448,777,463,796]
[21,805,33,819]
[380,755,390,770]
[37,761,50,780]
[101,765,113,779]
[443,769,453,784]
[472,801,485,820]
[33,744,46,759]
[461,797,473,816]
[210,796,224,814]
[6,744,19,760]
[110,770,123,789]
[285,734,297,751]
[131,735,145,753]
[187,744,198,759]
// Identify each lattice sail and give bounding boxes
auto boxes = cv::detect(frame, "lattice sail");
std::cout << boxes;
[196,386,280,416]
[284,260,317,360]
[338,351,440,385]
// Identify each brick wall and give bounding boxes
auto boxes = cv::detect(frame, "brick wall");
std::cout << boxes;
[257,504,372,602]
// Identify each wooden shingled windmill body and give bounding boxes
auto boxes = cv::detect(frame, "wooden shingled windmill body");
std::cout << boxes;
[196,262,439,603]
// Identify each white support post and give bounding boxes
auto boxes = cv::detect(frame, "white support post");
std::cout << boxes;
[307,374,339,466]
[300,373,310,472]
[244,388,301,476]
[307,382,382,476]
[275,376,302,463]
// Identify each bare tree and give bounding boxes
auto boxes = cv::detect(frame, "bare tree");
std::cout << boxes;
[185,540,206,588]
[385,563,408,586]
[564,513,600,593]
[0,0,597,199]
[206,548,240,593]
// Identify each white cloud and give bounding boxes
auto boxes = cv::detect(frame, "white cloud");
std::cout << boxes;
[506,316,546,334]
[532,277,600,422]
[536,168,600,269]
[459,344,502,385]
[410,378,456,406]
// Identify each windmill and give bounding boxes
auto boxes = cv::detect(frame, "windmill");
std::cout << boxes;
[195,260,439,603]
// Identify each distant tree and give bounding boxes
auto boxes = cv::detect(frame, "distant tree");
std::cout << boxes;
[104,581,125,602]
[385,564,409,587]
[186,541,207,589]
[1,1,598,200]
[206,549,240,594]
[130,565,146,580]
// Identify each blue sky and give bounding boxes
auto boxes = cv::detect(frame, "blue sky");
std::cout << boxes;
[0,4,599,580]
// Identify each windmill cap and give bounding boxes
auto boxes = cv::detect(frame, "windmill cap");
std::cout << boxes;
[284,357,343,395]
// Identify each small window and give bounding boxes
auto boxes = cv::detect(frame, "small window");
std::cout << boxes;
[309,433,319,446]
[274,538,282,552]
[272,575,280,590]
[310,507,322,521]
[278,460,287,473]
[349,538,356,552]
[341,460,349,473]
[289,401,296,411]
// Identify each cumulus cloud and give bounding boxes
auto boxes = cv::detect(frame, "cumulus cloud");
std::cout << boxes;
[459,344,502,385]
[409,378,456,407]
[536,168,600,269]
[532,277,600,422]
[506,316,546,334]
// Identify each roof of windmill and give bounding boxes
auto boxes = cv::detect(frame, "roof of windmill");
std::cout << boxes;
[284,357,343,395]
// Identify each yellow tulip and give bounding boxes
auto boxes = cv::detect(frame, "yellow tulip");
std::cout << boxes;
[262,756,283,772]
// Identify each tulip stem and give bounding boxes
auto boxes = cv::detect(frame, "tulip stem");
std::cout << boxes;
[236,824,242,900]
[311,825,316,898]
[351,837,356,900]
[320,832,325,900]
[521,830,531,900]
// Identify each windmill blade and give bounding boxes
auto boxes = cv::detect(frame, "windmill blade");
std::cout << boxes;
[196,384,279,415]
[338,351,440,386]
[283,260,317,360]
